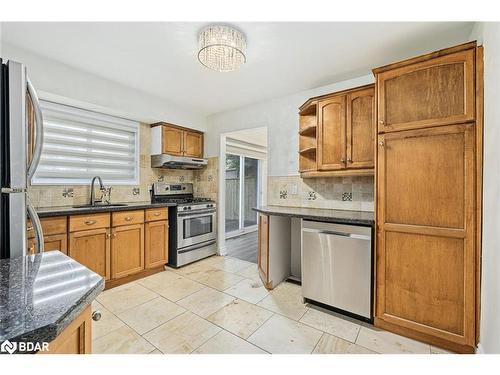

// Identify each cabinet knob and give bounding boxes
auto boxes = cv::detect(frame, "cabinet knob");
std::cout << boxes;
[340,158,346,163]
[92,311,102,321]
[379,120,385,125]
[347,158,352,163]
[125,217,132,221]
[379,140,385,146]
[154,212,161,216]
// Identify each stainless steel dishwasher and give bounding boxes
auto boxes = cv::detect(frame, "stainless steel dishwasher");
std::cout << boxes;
[301,220,372,321]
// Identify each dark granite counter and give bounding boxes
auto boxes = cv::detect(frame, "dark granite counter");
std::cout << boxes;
[253,205,374,226]
[0,251,104,353]
[36,201,177,218]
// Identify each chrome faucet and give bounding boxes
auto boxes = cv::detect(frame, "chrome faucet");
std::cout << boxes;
[90,176,108,206]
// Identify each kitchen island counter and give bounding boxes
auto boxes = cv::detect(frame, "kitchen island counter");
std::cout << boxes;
[0,251,104,353]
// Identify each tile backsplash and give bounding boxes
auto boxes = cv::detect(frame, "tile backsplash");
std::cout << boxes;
[268,175,374,212]
[28,123,218,208]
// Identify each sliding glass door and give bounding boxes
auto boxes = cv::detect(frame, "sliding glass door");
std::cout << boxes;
[225,154,260,236]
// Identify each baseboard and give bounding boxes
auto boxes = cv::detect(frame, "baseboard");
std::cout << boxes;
[476,342,484,354]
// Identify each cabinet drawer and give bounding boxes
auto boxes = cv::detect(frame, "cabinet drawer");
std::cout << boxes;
[69,213,110,232]
[145,207,168,222]
[112,210,144,226]
[28,216,67,238]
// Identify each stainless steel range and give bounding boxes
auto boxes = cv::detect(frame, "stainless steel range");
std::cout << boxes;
[151,182,216,267]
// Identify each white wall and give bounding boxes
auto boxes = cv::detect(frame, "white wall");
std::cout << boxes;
[0,42,207,130]
[469,22,500,354]
[205,74,374,175]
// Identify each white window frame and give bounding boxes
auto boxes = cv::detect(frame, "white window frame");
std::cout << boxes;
[32,100,140,186]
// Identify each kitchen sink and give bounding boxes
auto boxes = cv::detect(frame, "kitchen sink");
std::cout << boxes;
[72,203,129,209]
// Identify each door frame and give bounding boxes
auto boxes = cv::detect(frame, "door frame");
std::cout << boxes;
[218,129,268,255]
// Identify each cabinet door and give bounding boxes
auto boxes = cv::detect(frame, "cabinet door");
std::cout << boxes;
[317,95,346,170]
[145,220,169,269]
[183,131,203,158]
[111,224,144,279]
[69,228,111,280]
[376,124,475,347]
[258,214,269,287]
[376,49,475,133]
[162,125,184,156]
[346,87,375,169]
[44,234,68,255]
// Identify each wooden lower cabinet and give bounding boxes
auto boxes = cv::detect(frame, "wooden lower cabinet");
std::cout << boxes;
[376,124,476,352]
[69,228,111,281]
[258,214,270,287]
[111,223,145,279]
[145,220,168,269]
[40,305,92,354]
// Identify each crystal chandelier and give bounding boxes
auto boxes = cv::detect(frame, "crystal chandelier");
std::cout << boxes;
[198,25,246,72]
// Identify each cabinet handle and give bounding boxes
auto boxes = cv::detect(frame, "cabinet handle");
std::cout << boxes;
[85,220,96,225]
[379,140,385,146]
[125,217,132,221]
[340,158,346,163]
[106,233,110,239]
[92,311,102,321]
[154,212,161,216]
[379,120,385,125]
[113,233,117,238]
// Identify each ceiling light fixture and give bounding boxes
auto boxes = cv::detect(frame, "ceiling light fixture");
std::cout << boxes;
[198,25,246,72]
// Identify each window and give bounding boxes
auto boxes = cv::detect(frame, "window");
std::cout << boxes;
[32,101,139,185]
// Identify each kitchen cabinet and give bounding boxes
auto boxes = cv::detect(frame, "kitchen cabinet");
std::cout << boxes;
[27,216,68,255]
[49,207,169,289]
[258,214,269,287]
[375,48,475,133]
[299,84,375,177]
[69,227,111,281]
[373,41,482,354]
[162,125,184,156]
[257,213,292,290]
[317,95,346,171]
[145,220,169,269]
[111,223,144,279]
[40,305,92,354]
[152,122,204,158]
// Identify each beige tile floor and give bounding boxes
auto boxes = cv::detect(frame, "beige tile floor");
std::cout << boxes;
[92,255,451,354]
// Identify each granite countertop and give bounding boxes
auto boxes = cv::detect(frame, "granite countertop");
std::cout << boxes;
[36,201,177,218]
[0,251,104,353]
[253,205,374,226]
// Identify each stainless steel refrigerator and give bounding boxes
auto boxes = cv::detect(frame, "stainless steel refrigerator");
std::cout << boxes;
[1,58,44,259]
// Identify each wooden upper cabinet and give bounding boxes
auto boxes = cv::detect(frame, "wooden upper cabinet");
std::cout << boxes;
[184,131,203,158]
[375,48,475,133]
[317,95,346,171]
[346,87,375,169]
[154,123,204,158]
[162,126,184,156]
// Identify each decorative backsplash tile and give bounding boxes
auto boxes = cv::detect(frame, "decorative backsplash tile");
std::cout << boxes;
[268,175,374,212]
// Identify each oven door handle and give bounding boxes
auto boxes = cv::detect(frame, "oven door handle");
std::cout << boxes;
[177,209,216,217]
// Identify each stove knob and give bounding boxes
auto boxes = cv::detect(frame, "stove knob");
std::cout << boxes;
[183,207,188,210]
[188,207,191,210]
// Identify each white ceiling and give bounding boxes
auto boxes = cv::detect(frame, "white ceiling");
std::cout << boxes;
[2,22,475,115]
[226,127,268,147]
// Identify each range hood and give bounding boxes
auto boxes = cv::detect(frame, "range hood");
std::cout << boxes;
[151,154,208,169]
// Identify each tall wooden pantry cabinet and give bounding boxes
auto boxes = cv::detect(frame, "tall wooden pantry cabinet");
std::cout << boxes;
[373,42,483,354]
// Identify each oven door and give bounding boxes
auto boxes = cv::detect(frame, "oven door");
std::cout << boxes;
[177,209,216,249]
